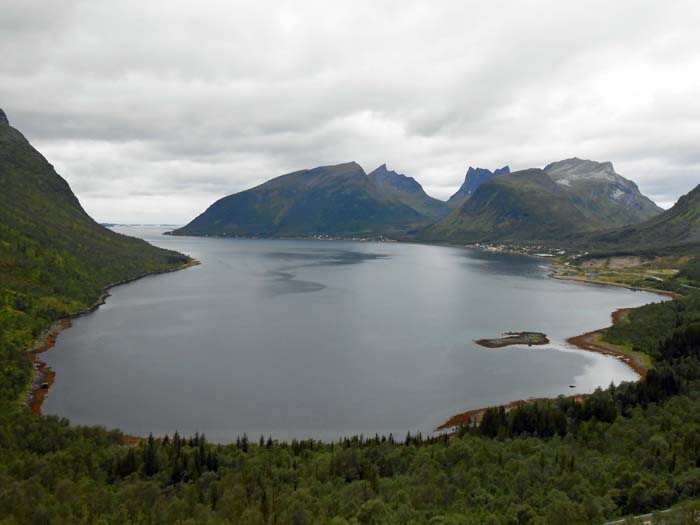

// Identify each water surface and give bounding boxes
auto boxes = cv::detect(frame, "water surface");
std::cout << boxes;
[43,227,665,441]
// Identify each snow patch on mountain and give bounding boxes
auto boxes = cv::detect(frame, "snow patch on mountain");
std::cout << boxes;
[611,187,626,201]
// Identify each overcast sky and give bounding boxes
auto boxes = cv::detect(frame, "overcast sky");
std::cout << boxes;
[2,1,699,223]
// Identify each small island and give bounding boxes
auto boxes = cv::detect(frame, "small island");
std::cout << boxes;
[476,331,549,348]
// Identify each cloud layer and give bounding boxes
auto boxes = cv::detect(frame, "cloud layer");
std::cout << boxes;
[2,0,699,222]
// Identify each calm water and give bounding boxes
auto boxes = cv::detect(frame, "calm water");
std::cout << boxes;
[43,227,665,442]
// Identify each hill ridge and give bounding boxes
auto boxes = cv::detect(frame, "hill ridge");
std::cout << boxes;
[173,162,427,237]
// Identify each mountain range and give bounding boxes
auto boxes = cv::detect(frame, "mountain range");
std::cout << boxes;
[422,168,594,243]
[423,158,664,244]
[2,105,694,256]
[172,162,436,238]
[174,157,671,245]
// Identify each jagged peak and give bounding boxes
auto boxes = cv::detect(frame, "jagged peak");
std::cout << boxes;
[370,163,404,177]
[0,108,8,126]
[465,165,510,178]
[368,164,425,197]
[369,164,410,179]
[447,165,510,205]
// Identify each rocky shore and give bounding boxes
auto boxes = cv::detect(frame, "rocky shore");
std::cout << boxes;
[436,297,668,434]
[476,331,549,348]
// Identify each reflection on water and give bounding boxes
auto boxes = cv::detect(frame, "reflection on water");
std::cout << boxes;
[42,227,667,442]
[266,249,389,267]
[264,270,326,296]
[456,249,547,278]
[262,249,388,296]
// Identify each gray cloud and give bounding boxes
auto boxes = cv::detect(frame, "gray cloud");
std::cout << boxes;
[1,0,698,222]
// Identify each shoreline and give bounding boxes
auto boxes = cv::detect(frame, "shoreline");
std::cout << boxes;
[435,282,673,433]
[24,259,200,416]
[23,235,677,443]
[548,264,681,300]
[565,308,649,379]
[437,394,592,432]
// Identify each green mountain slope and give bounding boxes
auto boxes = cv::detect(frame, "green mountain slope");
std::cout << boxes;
[368,164,448,218]
[421,168,595,243]
[543,158,662,226]
[582,183,700,250]
[172,162,425,237]
[0,109,191,406]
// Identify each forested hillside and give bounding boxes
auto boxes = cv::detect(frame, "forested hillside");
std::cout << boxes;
[0,111,191,408]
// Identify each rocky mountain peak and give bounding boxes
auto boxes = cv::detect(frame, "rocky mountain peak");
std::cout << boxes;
[447,165,510,208]
[464,166,511,185]
[0,108,8,126]
[541,157,661,221]
[543,158,617,186]
[369,164,422,193]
